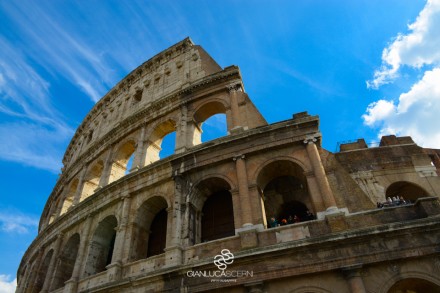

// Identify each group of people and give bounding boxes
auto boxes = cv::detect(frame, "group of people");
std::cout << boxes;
[268,210,315,228]
[376,196,409,208]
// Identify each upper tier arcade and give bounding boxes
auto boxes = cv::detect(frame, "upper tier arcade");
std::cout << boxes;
[40,38,267,231]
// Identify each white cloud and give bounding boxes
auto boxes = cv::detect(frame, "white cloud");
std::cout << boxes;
[363,68,440,147]
[0,275,16,293]
[363,99,396,127]
[364,0,440,148]
[0,34,73,172]
[0,210,39,234]
[367,0,440,88]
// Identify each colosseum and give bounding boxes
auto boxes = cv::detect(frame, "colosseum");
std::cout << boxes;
[17,38,440,293]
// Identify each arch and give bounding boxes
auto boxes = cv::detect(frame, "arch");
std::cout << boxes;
[256,160,314,228]
[255,157,309,189]
[50,233,80,290]
[193,100,228,125]
[80,160,104,201]
[189,177,235,243]
[60,178,79,215]
[386,181,429,202]
[108,140,136,183]
[379,271,440,293]
[83,215,118,277]
[131,196,168,261]
[386,278,440,293]
[34,249,53,293]
[192,100,228,145]
[146,119,177,164]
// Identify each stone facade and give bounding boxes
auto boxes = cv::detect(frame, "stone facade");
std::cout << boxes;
[17,38,440,293]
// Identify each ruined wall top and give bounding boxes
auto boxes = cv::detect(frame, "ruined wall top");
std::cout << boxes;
[62,37,222,169]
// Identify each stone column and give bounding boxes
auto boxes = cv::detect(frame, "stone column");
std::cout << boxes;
[233,155,253,227]
[63,216,93,293]
[304,137,337,210]
[99,147,114,187]
[343,266,366,293]
[175,103,189,153]
[227,84,242,129]
[305,172,326,212]
[131,125,146,171]
[230,189,243,229]
[248,185,266,227]
[72,167,87,206]
[41,233,64,293]
[165,176,187,266]
[107,195,131,281]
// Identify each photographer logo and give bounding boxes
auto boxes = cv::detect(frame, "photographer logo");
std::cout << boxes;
[186,248,253,282]
[213,249,234,270]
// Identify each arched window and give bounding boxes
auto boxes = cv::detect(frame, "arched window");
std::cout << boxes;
[83,216,117,277]
[257,160,314,228]
[201,190,235,242]
[131,197,168,261]
[147,208,168,257]
[189,177,235,244]
[50,234,80,290]
[387,278,440,293]
[159,131,176,159]
[125,153,135,175]
[146,120,176,164]
[80,160,104,201]
[60,178,79,215]
[109,140,136,183]
[34,249,53,292]
[200,113,227,143]
[386,181,429,203]
[192,101,228,147]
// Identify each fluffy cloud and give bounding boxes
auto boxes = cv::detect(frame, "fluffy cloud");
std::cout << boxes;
[0,275,16,293]
[367,0,440,88]
[364,0,440,148]
[364,68,440,147]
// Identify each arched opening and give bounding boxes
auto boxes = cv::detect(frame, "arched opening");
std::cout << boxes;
[201,190,235,242]
[50,234,80,290]
[147,208,167,257]
[83,216,117,277]
[109,140,136,183]
[188,177,235,244]
[80,160,104,201]
[159,131,176,159]
[257,160,314,228]
[200,114,227,142]
[34,249,53,292]
[60,178,79,215]
[146,120,176,164]
[387,278,440,293]
[386,181,429,203]
[131,196,168,261]
[125,153,135,175]
[193,101,228,146]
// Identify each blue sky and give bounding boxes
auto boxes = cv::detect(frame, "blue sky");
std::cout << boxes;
[1,0,440,291]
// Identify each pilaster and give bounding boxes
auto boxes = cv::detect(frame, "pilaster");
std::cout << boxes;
[233,154,253,227]
[342,265,367,293]
[64,216,93,293]
[41,233,64,293]
[304,136,337,211]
